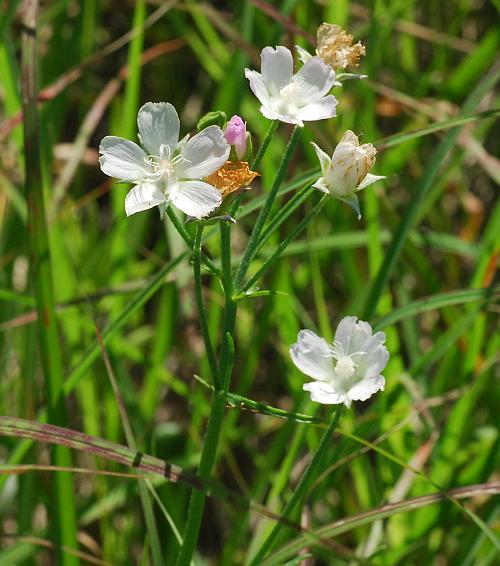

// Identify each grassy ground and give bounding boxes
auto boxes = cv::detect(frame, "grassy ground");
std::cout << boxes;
[0,0,499,564]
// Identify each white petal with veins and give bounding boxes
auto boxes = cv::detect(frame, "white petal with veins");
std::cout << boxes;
[289,330,334,382]
[178,126,230,179]
[99,136,151,181]
[169,180,222,218]
[137,102,180,156]
[125,182,166,216]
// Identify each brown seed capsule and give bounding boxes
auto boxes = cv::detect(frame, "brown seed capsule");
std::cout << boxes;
[316,23,365,70]
[205,161,259,199]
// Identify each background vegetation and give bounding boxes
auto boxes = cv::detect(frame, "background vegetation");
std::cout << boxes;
[0,0,499,564]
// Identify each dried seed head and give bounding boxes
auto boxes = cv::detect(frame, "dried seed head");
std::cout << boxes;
[316,23,365,70]
[205,161,259,199]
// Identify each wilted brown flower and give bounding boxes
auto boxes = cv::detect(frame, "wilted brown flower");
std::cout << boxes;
[204,161,259,199]
[316,23,365,70]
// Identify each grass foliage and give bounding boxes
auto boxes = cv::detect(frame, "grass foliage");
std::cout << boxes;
[0,0,499,564]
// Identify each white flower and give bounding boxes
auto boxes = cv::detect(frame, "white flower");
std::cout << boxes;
[311,130,385,218]
[99,102,230,217]
[290,317,389,408]
[244,46,338,126]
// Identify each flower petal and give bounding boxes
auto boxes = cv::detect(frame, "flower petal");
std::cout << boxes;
[245,69,272,107]
[295,95,338,122]
[137,102,180,156]
[303,381,346,405]
[261,46,294,96]
[363,347,390,378]
[178,126,230,179]
[311,142,331,177]
[337,130,360,147]
[125,182,166,216]
[99,136,151,181]
[357,173,386,191]
[312,177,329,193]
[170,180,222,218]
[295,44,313,64]
[334,316,359,352]
[347,375,385,402]
[335,317,377,354]
[290,330,334,381]
[261,104,304,126]
[293,56,337,103]
[356,332,389,378]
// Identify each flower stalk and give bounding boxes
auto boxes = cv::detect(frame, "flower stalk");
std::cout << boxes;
[234,125,302,289]
[251,120,279,170]
[193,225,218,385]
[176,221,237,566]
[242,194,328,293]
[249,406,344,565]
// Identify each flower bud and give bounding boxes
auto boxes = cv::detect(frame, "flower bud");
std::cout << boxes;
[224,115,249,160]
[328,130,376,196]
[311,131,385,218]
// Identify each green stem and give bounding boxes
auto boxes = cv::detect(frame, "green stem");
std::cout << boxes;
[218,222,237,390]
[175,390,227,566]
[21,1,78,563]
[249,406,344,565]
[234,125,301,288]
[176,222,237,566]
[193,225,218,386]
[97,315,164,566]
[229,120,279,218]
[242,195,328,293]
[166,206,220,276]
[252,184,313,258]
[251,120,279,170]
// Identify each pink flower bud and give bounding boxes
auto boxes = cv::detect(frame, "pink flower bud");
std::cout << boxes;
[224,115,248,160]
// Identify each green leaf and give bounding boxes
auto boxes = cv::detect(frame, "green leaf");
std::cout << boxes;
[373,287,499,330]
[197,110,227,130]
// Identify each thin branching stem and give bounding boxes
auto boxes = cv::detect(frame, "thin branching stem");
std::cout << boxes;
[166,206,220,276]
[193,224,219,385]
[242,195,328,293]
[176,221,237,566]
[252,184,314,258]
[229,119,280,218]
[249,406,344,565]
[234,125,302,289]
[251,119,279,170]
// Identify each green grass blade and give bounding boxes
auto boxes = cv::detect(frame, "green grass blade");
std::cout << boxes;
[362,64,500,320]
[373,287,499,330]
[377,108,500,150]
[261,483,500,566]
[20,2,78,562]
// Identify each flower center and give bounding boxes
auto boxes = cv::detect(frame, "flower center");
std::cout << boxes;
[279,81,302,103]
[334,355,356,381]
[271,80,305,118]
[146,144,185,184]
